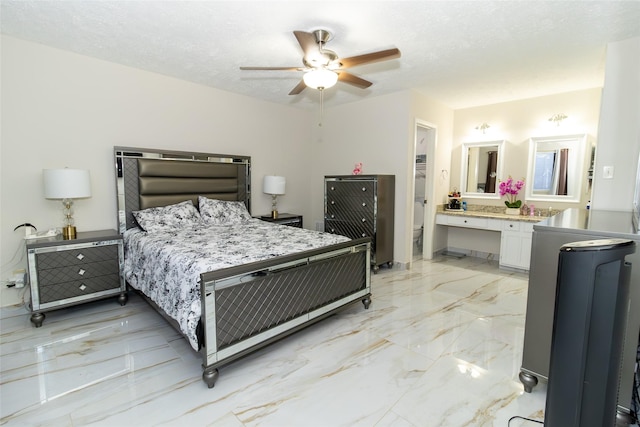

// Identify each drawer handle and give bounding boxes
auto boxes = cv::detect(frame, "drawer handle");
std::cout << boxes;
[361,218,366,223]
[78,269,86,276]
[362,202,367,207]
[79,284,87,291]
[330,186,335,191]
[330,229,335,233]
[331,214,335,219]
[509,224,513,228]
[77,253,85,261]
[361,187,367,192]
[362,233,366,237]
[464,220,468,223]
[331,200,335,205]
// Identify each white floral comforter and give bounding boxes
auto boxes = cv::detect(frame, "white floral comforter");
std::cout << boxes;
[123,220,350,350]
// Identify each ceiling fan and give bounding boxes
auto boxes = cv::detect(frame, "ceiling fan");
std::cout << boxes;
[240,29,401,95]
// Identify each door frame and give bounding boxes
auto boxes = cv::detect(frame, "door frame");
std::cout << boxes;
[413,119,437,261]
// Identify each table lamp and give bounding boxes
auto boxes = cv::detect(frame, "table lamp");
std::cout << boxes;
[263,175,285,219]
[43,168,92,239]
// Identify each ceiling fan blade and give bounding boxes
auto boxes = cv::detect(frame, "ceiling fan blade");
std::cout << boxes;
[240,66,302,71]
[338,72,372,89]
[293,30,319,57]
[288,80,307,95]
[339,48,401,69]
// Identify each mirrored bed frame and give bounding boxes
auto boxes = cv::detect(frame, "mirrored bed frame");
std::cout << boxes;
[114,147,372,388]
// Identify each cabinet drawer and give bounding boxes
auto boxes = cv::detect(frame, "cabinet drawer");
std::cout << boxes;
[447,216,489,229]
[502,220,521,231]
[326,197,374,213]
[325,219,374,239]
[38,274,122,304]
[326,181,375,198]
[36,245,119,269]
[37,259,119,286]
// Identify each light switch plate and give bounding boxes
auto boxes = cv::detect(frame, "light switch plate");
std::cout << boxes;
[603,165,614,179]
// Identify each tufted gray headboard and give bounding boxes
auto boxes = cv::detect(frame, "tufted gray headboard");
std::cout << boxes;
[114,147,251,232]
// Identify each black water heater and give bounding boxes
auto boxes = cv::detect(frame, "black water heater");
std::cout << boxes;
[544,238,635,427]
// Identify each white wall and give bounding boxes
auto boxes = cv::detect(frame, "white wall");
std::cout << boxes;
[410,92,454,257]
[591,37,640,210]
[0,35,313,306]
[309,90,454,266]
[444,89,602,253]
[451,88,602,210]
[309,91,412,265]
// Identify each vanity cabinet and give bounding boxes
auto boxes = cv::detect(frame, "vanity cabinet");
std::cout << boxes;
[499,220,534,270]
[436,213,537,270]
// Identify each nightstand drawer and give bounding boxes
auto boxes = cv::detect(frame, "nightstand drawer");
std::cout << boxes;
[37,259,119,286]
[39,274,122,303]
[36,245,118,268]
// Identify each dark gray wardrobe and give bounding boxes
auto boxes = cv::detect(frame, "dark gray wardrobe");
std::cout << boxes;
[324,175,395,271]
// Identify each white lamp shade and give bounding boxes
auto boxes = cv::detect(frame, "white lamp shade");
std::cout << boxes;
[303,68,338,90]
[263,175,286,195]
[43,168,92,199]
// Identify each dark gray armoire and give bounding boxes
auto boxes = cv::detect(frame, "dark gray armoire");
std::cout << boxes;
[324,175,395,271]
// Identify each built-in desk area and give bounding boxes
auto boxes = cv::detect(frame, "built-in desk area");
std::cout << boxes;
[436,208,549,270]
[520,208,640,418]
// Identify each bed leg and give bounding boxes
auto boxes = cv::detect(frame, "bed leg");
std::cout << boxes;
[362,296,371,309]
[203,368,219,388]
[117,292,128,306]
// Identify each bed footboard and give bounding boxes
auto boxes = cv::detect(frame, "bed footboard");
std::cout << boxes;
[199,239,371,388]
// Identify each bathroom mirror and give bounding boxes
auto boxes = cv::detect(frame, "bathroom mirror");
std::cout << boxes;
[525,134,587,203]
[460,140,504,199]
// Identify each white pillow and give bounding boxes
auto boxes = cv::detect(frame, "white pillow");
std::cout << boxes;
[199,196,252,225]
[133,200,202,232]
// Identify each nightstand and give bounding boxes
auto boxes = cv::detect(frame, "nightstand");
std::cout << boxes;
[256,213,303,228]
[26,229,127,327]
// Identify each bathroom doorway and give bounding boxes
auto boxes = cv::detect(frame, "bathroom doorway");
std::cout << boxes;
[413,121,437,261]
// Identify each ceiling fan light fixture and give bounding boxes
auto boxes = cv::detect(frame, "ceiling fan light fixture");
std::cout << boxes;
[303,68,338,90]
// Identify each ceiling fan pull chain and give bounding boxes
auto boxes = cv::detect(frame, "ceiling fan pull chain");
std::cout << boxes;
[319,89,324,127]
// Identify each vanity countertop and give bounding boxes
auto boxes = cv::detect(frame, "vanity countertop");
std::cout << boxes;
[437,208,551,223]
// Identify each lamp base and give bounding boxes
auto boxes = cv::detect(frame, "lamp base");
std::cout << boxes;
[62,225,77,240]
[271,210,279,219]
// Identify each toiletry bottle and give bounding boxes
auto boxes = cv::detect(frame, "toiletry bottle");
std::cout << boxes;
[462,201,467,211]
[530,204,535,216]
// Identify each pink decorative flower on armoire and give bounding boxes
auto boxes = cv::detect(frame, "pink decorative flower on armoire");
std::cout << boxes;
[352,162,363,175]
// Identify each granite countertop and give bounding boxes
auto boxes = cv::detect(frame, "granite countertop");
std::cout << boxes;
[437,207,553,223]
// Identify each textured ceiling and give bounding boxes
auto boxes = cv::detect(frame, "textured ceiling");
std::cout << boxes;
[2,1,640,110]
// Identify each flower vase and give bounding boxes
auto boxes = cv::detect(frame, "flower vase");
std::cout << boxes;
[505,207,520,215]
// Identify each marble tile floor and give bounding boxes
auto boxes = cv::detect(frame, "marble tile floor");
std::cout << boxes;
[1,255,548,427]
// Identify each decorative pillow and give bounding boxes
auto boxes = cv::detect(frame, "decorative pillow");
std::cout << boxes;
[133,200,202,232]
[199,196,252,225]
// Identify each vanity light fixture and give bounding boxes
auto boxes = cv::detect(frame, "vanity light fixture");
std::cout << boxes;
[475,123,490,134]
[549,113,568,126]
[43,168,92,239]
[263,175,286,219]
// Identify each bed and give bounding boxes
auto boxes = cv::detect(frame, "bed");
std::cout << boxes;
[114,147,372,388]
